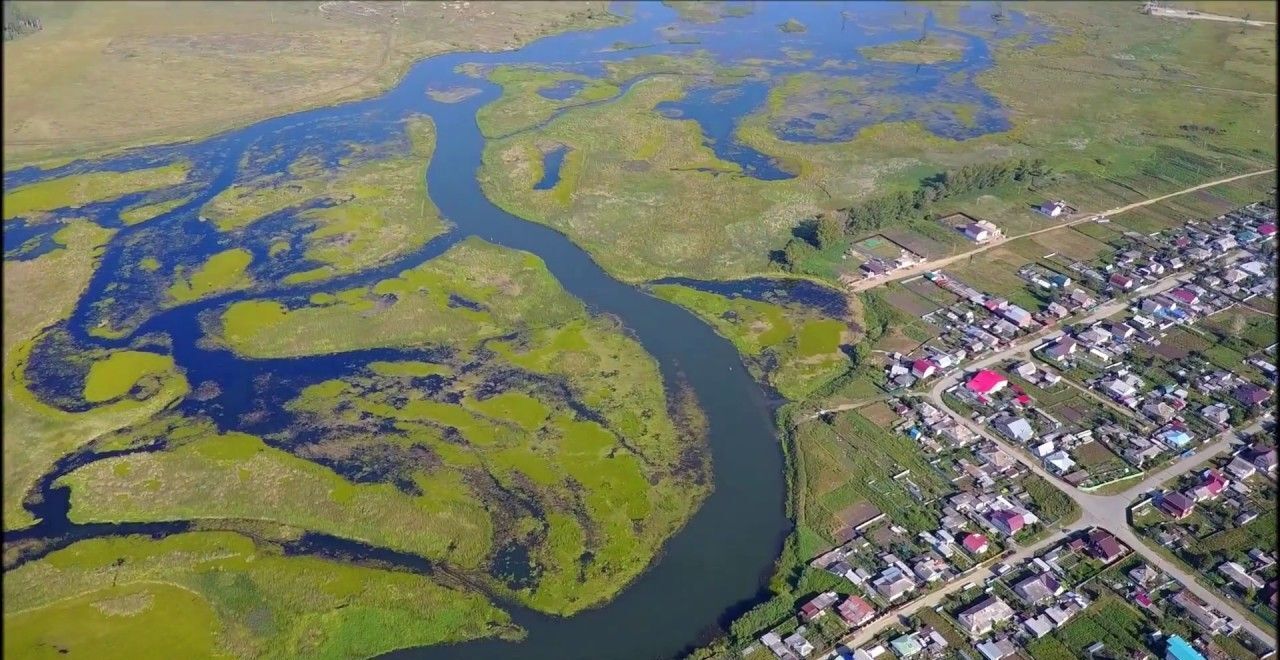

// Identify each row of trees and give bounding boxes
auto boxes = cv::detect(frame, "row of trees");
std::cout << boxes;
[776,157,1052,271]
[2,1,42,41]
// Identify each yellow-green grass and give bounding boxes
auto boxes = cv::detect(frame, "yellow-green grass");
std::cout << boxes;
[651,284,853,399]
[858,35,968,64]
[201,118,447,285]
[119,195,193,225]
[219,238,581,358]
[477,65,621,138]
[796,410,952,539]
[2,220,114,360]
[82,351,178,403]
[0,219,171,531]
[2,162,189,221]
[2,532,515,659]
[473,2,1273,284]
[166,248,254,304]
[480,76,826,281]
[3,339,188,531]
[2,1,620,166]
[278,321,707,614]
[368,360,453,378]
[59,425,493,568]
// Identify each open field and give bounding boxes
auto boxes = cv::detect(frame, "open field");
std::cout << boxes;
[2,1,619,166]
[2,532,516,659]
[651,284,852,400]
[219,238,581,358]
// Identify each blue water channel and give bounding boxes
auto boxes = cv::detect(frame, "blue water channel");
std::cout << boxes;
[3,2,1048,658]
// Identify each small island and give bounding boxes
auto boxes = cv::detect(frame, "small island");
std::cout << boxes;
[778,18,807,33]
[859,35,967,64]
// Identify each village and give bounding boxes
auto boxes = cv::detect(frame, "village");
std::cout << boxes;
[745,199,1277,660]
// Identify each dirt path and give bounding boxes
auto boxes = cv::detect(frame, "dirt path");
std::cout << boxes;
[845,168,1277,294]
[1144,5,1275,27]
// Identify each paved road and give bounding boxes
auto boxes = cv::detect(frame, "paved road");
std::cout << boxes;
[924,376,1274,642]
[846,168,1275,293]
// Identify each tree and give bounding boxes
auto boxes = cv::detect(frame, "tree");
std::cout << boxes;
[781,237,812,271]
[815,214,844,249]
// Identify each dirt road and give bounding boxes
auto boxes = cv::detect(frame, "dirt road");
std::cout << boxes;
[846,168,1276,294]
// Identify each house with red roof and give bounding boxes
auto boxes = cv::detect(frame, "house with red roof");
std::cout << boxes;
[1168,288,1199,306]
[962,533,990,555]
[984,298,1008,312]
[799,591,839,621]
[966,370,1008,395]
[1109,273,1135,290]
[837,594,876,627]
[912,359,937,379]
[1192,469,1228,501]
[1259,222,1276,236]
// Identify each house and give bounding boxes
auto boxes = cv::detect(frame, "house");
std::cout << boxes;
[784,632,815,657]
[1168,288,1200,306]
[1044,337,1078,361]
[1143,400,1176,423]
[837,595,876,627]
[1157,427,1193,449]
[1173,590,1225,632]
[989,509,1025,536]
[1087,528,1124,563]
[1192,469,1228,501]
[962,533,990,555]
[1045,450,1076,475]
[1023,615,1055,639]
[1234,384,1271,407]
[1219,561,1264,591]
[964,221,1000,243]
[912,359,937,379]
[1045,603,1080,627]
[1211,236,1237,252]
[994,417,1035,443]
[1110,273,1135,290]
[1165,635,1206,660]
[1258,222,1276,236]
[967,370,1008,395]
[1200,403,1231,425]
[760,632,799,660]
[1048,273,1072,288]
[913,556,946,583]
[1069,288,1096,308]
[1040,200,1068,217]
[1244,445,1277,475]
[1129,563,1163,589]
[798,591,839,621]
[1000,305,1034,328]
[1158,491,1196,519]
[873,568,916,602]
[958,595,1015,635]
[1013,573,1061,604]
[977,638,1019,660]
[890,634,924,658]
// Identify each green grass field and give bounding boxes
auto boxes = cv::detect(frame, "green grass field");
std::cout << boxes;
[3,532,516,659]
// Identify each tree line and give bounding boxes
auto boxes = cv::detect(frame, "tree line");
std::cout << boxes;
[3,1,42,41]
[777,157,1051,271]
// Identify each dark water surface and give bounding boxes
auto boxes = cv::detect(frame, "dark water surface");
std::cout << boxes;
[3,2,1046,658]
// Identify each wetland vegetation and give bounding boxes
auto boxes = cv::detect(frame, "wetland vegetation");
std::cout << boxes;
[3,1,1275,658]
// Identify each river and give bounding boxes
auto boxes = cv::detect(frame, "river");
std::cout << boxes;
[3,3,1044,658]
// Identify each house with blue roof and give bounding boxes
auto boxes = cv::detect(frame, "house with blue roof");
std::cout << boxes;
[1165,635,1206,660]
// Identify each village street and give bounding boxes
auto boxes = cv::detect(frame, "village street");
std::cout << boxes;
[815,262,1271,656]
[844,168,1276,294]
